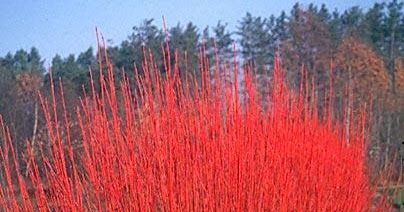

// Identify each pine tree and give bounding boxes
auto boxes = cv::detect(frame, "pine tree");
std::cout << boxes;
[130,19,164,71]
[212,21,233,64]
[281,5,332,89]
[361,3,385,53]
[27,47,45,73]
[340,6,364,37]
[237,13,274,71]
[272,11,289,48]
[329,9,343,48]
[169,22,201,76]
[383,0,404,93]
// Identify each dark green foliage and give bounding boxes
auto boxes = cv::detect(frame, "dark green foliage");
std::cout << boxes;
[169,22,200,73]
[212,21,234,63]
[237,12,274,71]
[361,3,385,52]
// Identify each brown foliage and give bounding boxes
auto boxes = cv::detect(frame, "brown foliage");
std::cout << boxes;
[334,37,389,104]
[384,57,404,112]
[395,57,404,99]
[15,72,42,103]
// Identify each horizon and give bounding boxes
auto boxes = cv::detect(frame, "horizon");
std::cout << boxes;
[0,0,382,64]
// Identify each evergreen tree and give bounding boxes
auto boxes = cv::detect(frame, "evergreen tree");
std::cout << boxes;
[212,21,233,64]
[13,49,30,72]
[108,19,165,74]
[169,22,200,74]
[237,12,274,71]
[272,11,289,49]
[28,47,45,73]
[77,47,96,70]
[383,0,404,93]
[329,9,343,47]
[282,5,332,88]
[361,3,385,53]
[340,6,364,37]
[130,19,164,71]
[317,4,332,23]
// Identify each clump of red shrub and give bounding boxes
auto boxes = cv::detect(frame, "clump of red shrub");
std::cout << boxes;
[0,38,389,211]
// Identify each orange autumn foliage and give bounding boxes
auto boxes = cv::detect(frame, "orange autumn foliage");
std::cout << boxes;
[394,57,404,108]
[334,37,389,105]
[15,73,42,103]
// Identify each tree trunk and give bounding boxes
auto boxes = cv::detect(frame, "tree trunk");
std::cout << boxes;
[346,64,352,144]
[385,114,392,170]
[25,102,38,176]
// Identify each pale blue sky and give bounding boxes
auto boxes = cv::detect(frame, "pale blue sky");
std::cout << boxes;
[0,0,381,63]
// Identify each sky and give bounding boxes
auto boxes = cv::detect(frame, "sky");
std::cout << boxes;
[0,0,383,64]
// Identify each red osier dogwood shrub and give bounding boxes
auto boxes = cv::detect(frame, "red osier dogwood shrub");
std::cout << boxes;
[0,39,388,211]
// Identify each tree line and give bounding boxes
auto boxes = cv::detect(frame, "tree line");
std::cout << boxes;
[0,1,403,171]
